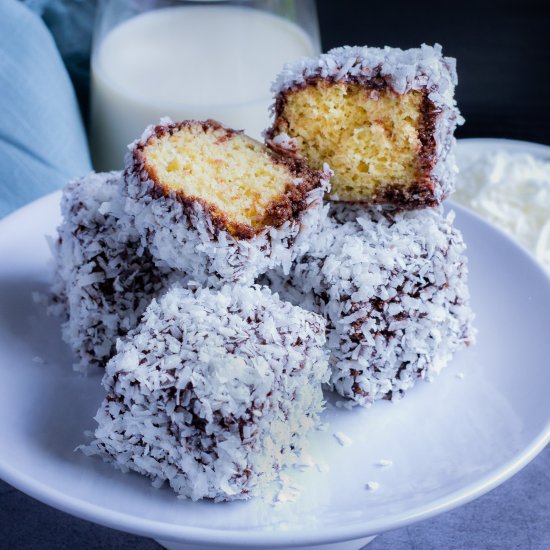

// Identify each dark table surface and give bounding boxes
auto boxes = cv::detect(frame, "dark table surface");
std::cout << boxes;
[2,1,549,548]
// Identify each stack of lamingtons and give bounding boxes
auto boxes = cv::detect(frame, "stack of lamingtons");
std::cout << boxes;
[51,44,475,502]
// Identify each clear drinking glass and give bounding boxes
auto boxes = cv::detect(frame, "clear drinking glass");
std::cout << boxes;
[90,0,321,171]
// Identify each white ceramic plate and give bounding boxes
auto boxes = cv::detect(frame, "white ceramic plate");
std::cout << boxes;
[0,139,549,548]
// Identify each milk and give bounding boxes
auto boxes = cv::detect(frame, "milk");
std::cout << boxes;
[90,5,317,171]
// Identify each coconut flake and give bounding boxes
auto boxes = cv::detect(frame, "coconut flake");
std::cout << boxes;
[333,431,353,447]
[365,481,380,492]
[316,462,330,474]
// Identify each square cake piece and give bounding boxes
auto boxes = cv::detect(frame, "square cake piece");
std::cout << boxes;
[82,284,329,501]
[267,44,462,209]
[51,172,176,372]
[269,203,475,406]
[123,118,330,286]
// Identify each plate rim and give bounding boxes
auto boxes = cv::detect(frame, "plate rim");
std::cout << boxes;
[1,137,549,547]
[1,418,549,547]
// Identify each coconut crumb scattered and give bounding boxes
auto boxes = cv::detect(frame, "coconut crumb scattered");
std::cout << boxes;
[273,473,302,504]
[273,474,302,505]
[316,462,330,474]
[333,431,353,447]
[273,487,300,504]
[335,399,357,410]
[456,372,465,380]
[32,356,45,364]
[294,453,316,472]
[376,459,393,468]
[365,481,380,492]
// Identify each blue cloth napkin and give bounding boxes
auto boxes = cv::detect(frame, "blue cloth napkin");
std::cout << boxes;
[0,0,91,218]
[21,0,97,107]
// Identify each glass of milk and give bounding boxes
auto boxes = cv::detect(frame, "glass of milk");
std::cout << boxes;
[90,0,321,171]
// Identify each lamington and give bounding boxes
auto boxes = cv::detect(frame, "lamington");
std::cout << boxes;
[51,172,176,372]
[272,203,475,406]
[266,44,462,208]
[82,284,329,501]
[123,118,331,286]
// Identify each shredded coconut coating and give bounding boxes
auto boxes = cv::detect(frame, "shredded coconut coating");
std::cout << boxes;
[269,203,475,406]
[269,43,463,205]
[82,284,329,501]
[122,119,331,287]
[50,172,178,372]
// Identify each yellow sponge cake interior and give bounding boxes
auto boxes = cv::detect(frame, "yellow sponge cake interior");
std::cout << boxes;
[139,120,314,238]
[273,81,426,203]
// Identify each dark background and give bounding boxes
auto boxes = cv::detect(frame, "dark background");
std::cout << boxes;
[34,0,550,145]
[316,0,550,145]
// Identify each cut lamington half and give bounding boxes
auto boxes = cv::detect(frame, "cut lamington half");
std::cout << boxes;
[82,284,329,501]
[123,119,331,286]
[267,43,462,209]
